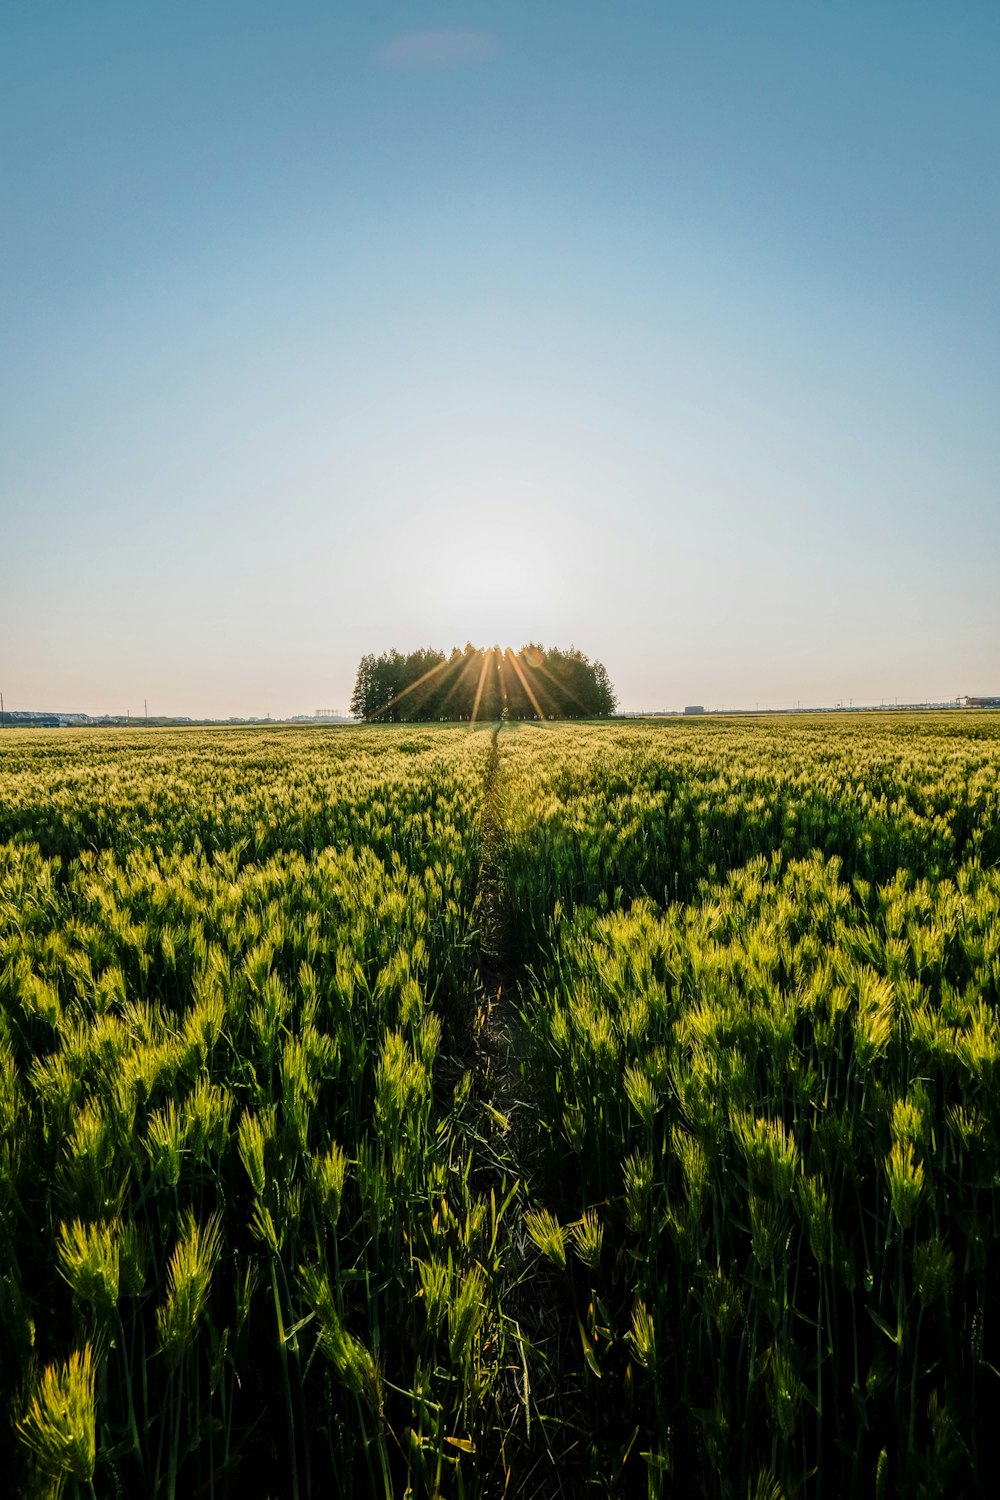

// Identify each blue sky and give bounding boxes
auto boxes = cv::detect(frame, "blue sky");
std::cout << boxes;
[3,1,997,715]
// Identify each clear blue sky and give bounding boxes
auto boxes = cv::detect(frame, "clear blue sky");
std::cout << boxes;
[3,1,997,715]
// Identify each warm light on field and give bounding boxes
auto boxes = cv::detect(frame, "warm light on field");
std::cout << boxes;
[3,708,1000,1496]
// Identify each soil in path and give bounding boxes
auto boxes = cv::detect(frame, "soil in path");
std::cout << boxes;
[459,727,582,1499]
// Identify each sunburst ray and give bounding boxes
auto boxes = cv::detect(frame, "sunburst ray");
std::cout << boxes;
[470,648,495,724]
[369,653,458,720]
[532,658,588,715]
[504,647,548,721]
[438,649,484,718]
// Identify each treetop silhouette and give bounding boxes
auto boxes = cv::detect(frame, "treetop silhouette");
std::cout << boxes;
[350,644,616,722]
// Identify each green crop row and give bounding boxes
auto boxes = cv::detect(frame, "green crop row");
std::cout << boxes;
[500,716,1000,1497]
[0,727,524,1499]
[501,717,1000,946]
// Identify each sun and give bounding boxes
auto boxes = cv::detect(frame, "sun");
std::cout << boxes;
[453,541,540,604]
[431,531,548,642]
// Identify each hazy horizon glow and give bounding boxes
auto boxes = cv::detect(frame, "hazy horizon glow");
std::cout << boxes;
[3,2,998,717]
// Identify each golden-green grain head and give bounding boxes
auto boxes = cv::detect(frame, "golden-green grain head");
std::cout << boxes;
[94,963,127,1015]
[0,1041,22,1149]
[885,1141,924,1230]
[280,1035,314,1109]
[731,1112,798,1198]
[17,1343,97,1485]
[624,1065,657,1129]
[56,1219,120,1312]
[250,1200,281,1254]
[890,1096,924,1148]
[623,1151,654,1233]
[580,1001,618,1071]
[748,1467,786,1500]
[29,1053,79,1145]
[182,979,225,1068]
[447,1265,487,1366]
[956,1009,1000,1078]
[671,1126,710,1211]
[703,1267,743,1339]
[524,1207,567,1269]
[417,1010,441,1069]
[748,1194,784,1271]
[417,1258,451,1338]
[237,1111,267,1198]
[375,1030,428,1135]
[560,1105,588,1156]
[375,1031,408,1132]
[355,1139,389,1226]
[156,1212,223,1368]
[299,1021,338,1082]
[280,1036,315,1150]
[184,1079,234,1164]
[60,1096,122,1219]
[20,970,62,1029]
[795,1173,832,1266]
[851,967,895,1064]
[627,1298,656,1370]
[311,1142,347,1229]
[398,975,423,1032]
[945,1103,985,1154]
[144,1098,185,1191]
[766,1342,802,1440]
[571,1208,604,1272]
[300,1263,383,1412]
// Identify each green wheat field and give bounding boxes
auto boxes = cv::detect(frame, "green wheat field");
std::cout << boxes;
[2,715,999,1498]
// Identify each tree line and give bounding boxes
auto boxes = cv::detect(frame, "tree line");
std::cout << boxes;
[350,643,617,722]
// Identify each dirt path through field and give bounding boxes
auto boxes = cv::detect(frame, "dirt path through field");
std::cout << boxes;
[474,726,521,1131]
[462,727,574,1498]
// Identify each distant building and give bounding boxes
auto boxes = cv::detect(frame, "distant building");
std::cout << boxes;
[684,705,706,715]
[964,696,1000,708]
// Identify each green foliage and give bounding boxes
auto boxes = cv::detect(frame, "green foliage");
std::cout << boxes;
[350,641,617,720]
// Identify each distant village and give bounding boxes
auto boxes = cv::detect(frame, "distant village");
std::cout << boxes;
[1,700,997,728]
[0,709,354,729]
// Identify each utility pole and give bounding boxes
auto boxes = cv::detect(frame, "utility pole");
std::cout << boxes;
[145,699,148,727]
[0,691,4,728]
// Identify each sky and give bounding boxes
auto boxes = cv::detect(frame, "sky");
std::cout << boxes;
[2,0,998,716]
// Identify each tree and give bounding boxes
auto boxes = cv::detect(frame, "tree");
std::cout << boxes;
[349,654,376,720]
[349,644,616,722]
